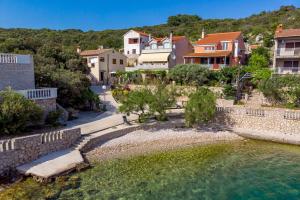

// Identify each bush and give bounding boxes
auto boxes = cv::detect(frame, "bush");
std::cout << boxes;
[185,88,216,127]
[45,110,62,127]
[119,88,154,123]
[169,64,211,86]
[149,84,176,121]
[223,84,237,100]
[0,89,43,134]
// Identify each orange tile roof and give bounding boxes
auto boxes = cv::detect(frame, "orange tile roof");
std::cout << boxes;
[275,28,300,38]
[80,49,111,56]
[197,32,242,45]
[135,30,149,37]
[184,51,232,57]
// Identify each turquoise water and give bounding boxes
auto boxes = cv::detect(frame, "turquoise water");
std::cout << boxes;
[1,140,300,200]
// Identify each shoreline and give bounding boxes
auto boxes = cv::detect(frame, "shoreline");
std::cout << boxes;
[85,128,244,162]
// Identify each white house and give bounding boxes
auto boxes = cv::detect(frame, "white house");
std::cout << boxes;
[123,30,151,66]
[126,33,193,71]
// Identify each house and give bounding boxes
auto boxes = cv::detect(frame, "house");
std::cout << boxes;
[123,30,151,66]
[126,33,193,71]
[273,24,300,74]
[79,46,127,84]
[184,30,246,70]
[0,53,57,112]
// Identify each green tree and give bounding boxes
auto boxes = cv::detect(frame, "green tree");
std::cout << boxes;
[0,89,43,134]
[167,14,202,26]
[149,84,176,121]
[185,88,216,127]
[119,88,154,123]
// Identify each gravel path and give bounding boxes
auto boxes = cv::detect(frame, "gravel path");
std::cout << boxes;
[85,128,243,162]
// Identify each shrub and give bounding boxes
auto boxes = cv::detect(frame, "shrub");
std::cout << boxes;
[185,88,216,127]
[169,64,211,86]
[45,110,62,127]
[0,89,43,134]
[119,88,154,123]
[149,84,176,121]
[223,84,237,100]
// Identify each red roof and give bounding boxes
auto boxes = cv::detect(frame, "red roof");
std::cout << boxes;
[197,32,242,45]
[184,51,231,57]
[275,28,300,38]
[135,30,149,37]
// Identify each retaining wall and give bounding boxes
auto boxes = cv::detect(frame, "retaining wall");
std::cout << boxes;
[215,106,300,135]
[0,128,81,176]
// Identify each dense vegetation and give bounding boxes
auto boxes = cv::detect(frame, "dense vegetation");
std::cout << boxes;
[0,89,43,134]
[185,88,216,127]
[1,6,299,53]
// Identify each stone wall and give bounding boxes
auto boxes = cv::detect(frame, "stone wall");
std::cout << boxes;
[215,106,300,134]
[34,98,57,114]
[0,128,81,176]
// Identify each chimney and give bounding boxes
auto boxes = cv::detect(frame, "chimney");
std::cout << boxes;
[201,28,205,39]
[76,46,81,54]
[98,45,104,50]
[149,34,152,41]
[170,32,173,48]
[276,24,283,33]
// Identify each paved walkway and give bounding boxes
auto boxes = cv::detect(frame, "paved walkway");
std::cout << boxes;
[17,149,84,179]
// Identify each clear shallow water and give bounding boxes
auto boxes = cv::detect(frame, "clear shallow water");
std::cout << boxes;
[1,140,300,200]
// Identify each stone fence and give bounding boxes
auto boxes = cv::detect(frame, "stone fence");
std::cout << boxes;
[215,106,300,134]
[0,128,81,176]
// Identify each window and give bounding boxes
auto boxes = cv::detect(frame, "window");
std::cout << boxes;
[296,42,300,48]
[132,49,136,54]
[151,43,157,49]
[120,59,124,65]
[164,42,170,48]
[204,46,215,51]
[129,38,139,44]
[90,63,95,68]
[286,43,294,49]
[112,59,117,64]
[284,61,299,68]
[221,42,228,50]
[127,51,130,55]
[100,57,105,62]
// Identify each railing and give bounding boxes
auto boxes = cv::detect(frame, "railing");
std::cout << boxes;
[0,140,15,152]
[142,48,172,54]
[17,88,57,100]
[276,48,300,57]
[126,63,169,71]
[0,53,32,64]
[245,109,265,117]
[284,111,300,121]
[216,107,234,113]
[275,67,300,74]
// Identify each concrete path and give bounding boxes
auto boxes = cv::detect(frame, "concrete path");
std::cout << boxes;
[17,149,84,179]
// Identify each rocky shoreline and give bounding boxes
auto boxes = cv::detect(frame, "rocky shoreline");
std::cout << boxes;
[85,127,244,162]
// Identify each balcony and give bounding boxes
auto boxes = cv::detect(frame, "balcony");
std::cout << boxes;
[275,67,300,75]
[276,48,300,58]
[0,53,32,64]
[142,46,172,54]
[17,88,58,100]
[126,63,169,71]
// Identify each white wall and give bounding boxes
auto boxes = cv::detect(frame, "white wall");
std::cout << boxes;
[124,30,149,56]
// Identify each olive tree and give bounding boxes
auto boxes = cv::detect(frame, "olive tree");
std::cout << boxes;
[185,88,216,127]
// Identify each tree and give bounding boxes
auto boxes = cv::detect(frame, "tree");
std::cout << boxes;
[0,89,43,134]
[149,84,176,121]
[169,64,211,86]
[167,14,202,26]
[119,88,154,123]
[185,88,216,127]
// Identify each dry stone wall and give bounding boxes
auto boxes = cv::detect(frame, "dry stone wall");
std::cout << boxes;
[0,128,80,176]
[215,106,300,134]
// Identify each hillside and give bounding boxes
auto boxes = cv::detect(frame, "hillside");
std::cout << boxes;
[0,5,300,54]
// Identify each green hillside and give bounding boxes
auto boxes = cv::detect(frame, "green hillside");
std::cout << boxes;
[0,5,299,54]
